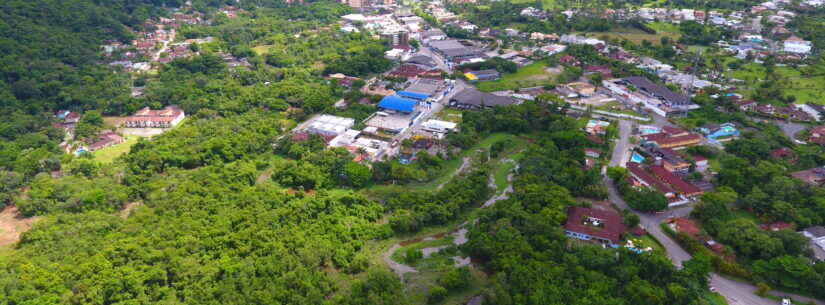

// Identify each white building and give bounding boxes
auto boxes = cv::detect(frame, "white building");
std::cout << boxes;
[422,119,457,133]
[784,36,813,54]
[306,115,355,136]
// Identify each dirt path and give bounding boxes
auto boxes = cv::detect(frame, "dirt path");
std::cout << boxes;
[119,201,143,219]
[437,157,472,190]
[0,206,38,247]
[383,244,418,276]
[383,160,518,278]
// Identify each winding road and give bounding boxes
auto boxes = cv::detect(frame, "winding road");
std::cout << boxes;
[606,119,824,305]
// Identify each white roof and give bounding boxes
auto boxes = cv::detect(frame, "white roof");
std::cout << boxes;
[424,119,457,130]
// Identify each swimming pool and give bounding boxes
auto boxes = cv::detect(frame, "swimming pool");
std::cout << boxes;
[638,125,659,135]
[631,152,645,163]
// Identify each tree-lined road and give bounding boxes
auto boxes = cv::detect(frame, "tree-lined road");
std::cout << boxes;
[604,118,824,305]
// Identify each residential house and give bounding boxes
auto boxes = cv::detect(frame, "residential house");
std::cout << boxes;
[584,65,613,79]
[564,207,627,248]
[640,126,702,149]
[559,55,580,66]
[647,146,691,173]
[627,162,676,198]
[649,165,703,197]
[87,130,124,152]
[770,147,796,160]
[698,123,740,144]
[735,99,757,112]
[789,167,825,185]
[124,106,185,128]
[801,226,825,260]
[585,148,601,158]
[810,126,825,145]
[784,36,813,55]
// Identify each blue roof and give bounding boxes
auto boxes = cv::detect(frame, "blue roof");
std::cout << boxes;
[396,91,430,100]
[378,96,418,112]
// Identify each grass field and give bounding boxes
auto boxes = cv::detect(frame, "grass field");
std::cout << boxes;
[507,0,559,9]
[93,136,140,163]
[726,62,825,105]
[476,62,556,92]
[702,291,729,305]
[646,21,681,34]
[585,27,680,46]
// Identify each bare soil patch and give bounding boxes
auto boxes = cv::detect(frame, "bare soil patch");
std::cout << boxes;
[0,206,39,247]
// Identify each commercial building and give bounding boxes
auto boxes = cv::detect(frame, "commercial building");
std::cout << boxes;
[124,106,185,128]
[464,69,500,82]
[449,88,518,109]
[377,96,420,113]
[305,115,356,137]
[603,77,698,117]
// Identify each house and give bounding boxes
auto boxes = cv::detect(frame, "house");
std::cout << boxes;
[801,226,825,260]
[584,65,613,79]
[449,88,518,109]
[790,167,825,185]
[560,82,596,98]
[735,99,757,112]
[464,69,500,82]
[124,106,185,128]
[647,146,691,173]
[649,165,703,197]
[770,147,795,160]
[627,162,676,198]
[584,148,601,158]
[698,123,740,144]
[585,119,611,135]
[784,36,813,55]
[559,55,580,66]
[564,207,626,248]
[810,126,825,145]
[798,103,824,121]
[87,130,124,152]
[641,126,701,149]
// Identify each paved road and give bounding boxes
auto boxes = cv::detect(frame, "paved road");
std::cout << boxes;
[605,118,824,305]
[609,120,632,167]
[776,120,807,142]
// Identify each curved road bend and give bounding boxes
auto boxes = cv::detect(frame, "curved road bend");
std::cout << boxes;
[605,119,824,305]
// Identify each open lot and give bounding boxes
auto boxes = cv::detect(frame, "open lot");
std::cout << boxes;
[93,135,140,163]
[585,27,680,46]
[726,62,825,105]
[476,62,557,92]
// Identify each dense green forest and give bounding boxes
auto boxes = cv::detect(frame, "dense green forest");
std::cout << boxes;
[0,0,759,304]
[689,128,825,298]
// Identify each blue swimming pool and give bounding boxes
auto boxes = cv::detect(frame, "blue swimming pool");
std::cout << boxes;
[631,152,645,163]
[639,125,659,134]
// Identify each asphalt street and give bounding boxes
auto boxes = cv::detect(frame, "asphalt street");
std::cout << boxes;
[606,119,824,305]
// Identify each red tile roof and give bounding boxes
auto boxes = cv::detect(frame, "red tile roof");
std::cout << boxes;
[564,206,626,244]
[649,165,703,196]
[627,162,674,194]
[670,218,700,236]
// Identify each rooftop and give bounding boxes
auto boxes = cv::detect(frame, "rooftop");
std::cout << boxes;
[564,207,626,245]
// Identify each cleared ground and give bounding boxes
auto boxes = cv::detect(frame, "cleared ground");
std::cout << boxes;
[0,206,39,248]
[93,135,140,163]
[476,62,558,92]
